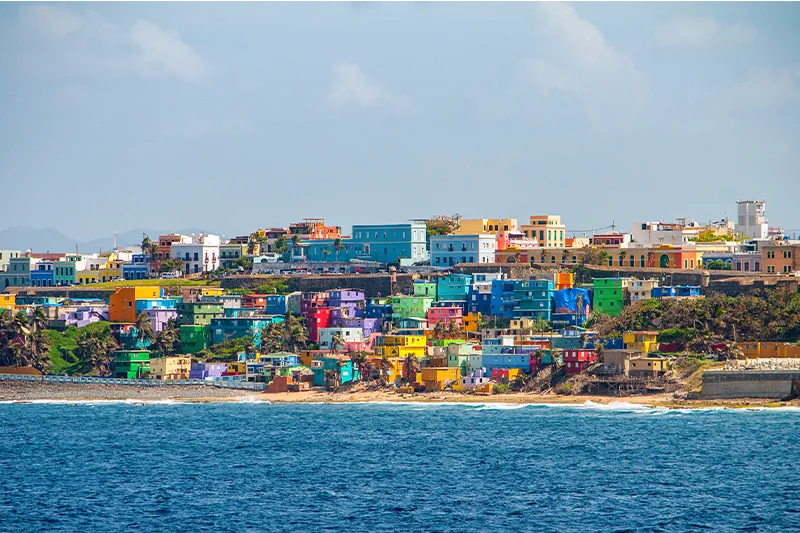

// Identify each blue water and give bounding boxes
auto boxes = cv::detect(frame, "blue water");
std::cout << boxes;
[1,402,799,533]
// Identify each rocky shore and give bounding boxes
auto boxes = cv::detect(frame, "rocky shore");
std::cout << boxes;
[0,381,255,402]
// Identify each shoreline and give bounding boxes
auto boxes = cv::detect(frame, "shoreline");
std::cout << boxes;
[2,381,798,409]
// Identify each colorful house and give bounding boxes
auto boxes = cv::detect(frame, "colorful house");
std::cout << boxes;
[420,367,460,391]
[413,280,437,299]
[374,335,426,359]
[430,234,497,266]
[0,294,15,310]
[305,307,333,343]
[176,302,224,326]
[111,323,152,349]
[389,296,433,321]
[623,331,659,353]
[149,356,191,380]
[351,222,428,265]
[210,317,282,348]
[592,278,629,317]
[426,304,463,328]
[490,279,516,318]
[180,324,211,353]
[563,349,598,375]
[189,362,227,380]
[437,274,473,302]
[112,350,151,379]
[513,279,553,321]
[109,287,162,323]
[312,357,360,387]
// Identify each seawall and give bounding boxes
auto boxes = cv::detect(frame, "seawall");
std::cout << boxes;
[700,371,800,400]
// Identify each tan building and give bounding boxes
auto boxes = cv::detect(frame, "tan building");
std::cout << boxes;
[521,215,566,248]
[762,243,800,274]
[149,356,192,380]
[628,279,660,302]
[456,219,518,235]
[628,356,669,377]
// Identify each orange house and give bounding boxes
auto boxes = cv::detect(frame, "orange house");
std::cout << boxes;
[762,244,800,275]
[109,287,161,323]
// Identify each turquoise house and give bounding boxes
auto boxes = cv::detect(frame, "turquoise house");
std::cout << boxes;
[437,274,473,302]
[312,357,360,387]
[210,316,284,348]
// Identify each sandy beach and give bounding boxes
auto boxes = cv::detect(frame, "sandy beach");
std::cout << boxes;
[2,381,797,409]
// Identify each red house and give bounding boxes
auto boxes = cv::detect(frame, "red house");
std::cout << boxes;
[563,349,597,375]
[305,308,332,342]
[242,294,267,309]
[426,305,463,327]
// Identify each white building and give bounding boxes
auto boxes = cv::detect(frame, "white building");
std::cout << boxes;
[171,234,221,275]
[318,327,364,350]
[430,234,497,267]
[735,200,769,240]
[630,221,702,247]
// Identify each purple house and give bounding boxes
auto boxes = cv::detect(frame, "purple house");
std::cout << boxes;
[189,362,227,379]
[63,306,109,328]
[330,308,380,338]
[143,308,178,333]
[328,290,366,315]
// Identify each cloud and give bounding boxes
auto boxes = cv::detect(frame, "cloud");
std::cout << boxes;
[130,20,208,82]
[10,5,208,82]
[655,17,757,47]
[328,62,400,109]
[728,66,800,111]
[524,3,643,128]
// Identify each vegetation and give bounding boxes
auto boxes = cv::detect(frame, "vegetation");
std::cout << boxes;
[591,287,800,350]
[86,278,220,289]
[705,260,732,271]
[153,319,179,355]
[73,325,119,375]
[255,278,291,295]
[196,336,255,362]
[690,230,730,243]
[260,312,309,354]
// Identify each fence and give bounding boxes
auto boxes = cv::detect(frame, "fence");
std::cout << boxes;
[0,373,266,391]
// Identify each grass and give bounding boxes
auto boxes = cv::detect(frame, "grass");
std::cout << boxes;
[83,279,221,290]
[43,322,113,375]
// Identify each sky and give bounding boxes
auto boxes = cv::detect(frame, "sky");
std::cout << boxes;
[1,2,799,242]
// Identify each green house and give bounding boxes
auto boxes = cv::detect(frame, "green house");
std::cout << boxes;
[180,324,211,354]
[413,280,437,299]
[177,302,224,326]
[390,296,433,321]
[592,278,628,317]
[112,350,151,379]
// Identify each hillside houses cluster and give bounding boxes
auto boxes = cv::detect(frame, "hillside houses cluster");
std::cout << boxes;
[1,200,798,290]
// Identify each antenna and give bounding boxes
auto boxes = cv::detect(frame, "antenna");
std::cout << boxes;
[113,231,117,250]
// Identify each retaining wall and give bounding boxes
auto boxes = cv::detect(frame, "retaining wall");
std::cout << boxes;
[700,371,800,399]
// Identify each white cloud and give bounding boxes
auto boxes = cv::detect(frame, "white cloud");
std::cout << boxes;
[11,5,208,82]
[130,20,208,82]
[729,66,800,110]
[655,17,757,47]
[524,3,643,128]
[328,62,398,109]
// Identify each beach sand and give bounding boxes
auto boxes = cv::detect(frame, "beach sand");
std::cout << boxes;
[2,381,797,408]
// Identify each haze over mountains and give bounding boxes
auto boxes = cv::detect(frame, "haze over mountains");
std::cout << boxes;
[0,227,207,254]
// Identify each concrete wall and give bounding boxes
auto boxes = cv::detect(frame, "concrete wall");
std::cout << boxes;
[221,273,415,298]
[700,371,800,399]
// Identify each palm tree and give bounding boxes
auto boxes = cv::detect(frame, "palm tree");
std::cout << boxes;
[134,313,156,347]
[31,306,48,333]
[333,238,344,263]
[447,320,463,340]
[619,251,627,267]
[141,234,153,260]
[12,310,29,339]
[322,249,332,262]
[349,350,369,381]
[433,320,447,340]
[76,329,119,376]
[330,332,345,354]
[290,235,301,261]
[403,354,420,385]
[0,309,16,366]
[154,320,179,355]
[13,330,52,378]
[380,354,392,383]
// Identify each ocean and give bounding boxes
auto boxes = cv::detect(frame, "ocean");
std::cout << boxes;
[1,401,798,532]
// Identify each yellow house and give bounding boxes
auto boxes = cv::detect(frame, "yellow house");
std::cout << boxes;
[463,313,479,333]
[374,335,426,359]
[623,331,659,353]
[627,356,669,376]
[77,271,100,285]
[149,356,192,380]
[227,361,247,374]
[0,293,16,310]
[521,215,566,248]
[455,218,519,235]
[200,287,224,297]
[735,342,800,358]
[420,367,460,391]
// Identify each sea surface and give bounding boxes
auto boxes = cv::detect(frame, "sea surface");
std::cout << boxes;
[1,401,799,533]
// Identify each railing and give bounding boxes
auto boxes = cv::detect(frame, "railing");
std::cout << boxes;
[0,373,265,390]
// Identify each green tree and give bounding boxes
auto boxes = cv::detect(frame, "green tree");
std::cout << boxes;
[135,313,156,346]
[154,319,179,355]
[13,330,52,377]
[75,328,119,375]
[333,238,344,263]
[403,354,420,385]
[30,306,48,333]
[349,350,370,381]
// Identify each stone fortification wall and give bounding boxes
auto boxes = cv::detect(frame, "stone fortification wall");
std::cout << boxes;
[700,371,800,399]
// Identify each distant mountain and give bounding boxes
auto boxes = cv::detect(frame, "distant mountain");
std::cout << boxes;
[0,226,207,254]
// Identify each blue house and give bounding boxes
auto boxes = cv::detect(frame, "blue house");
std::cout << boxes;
[351,223,428,265]
[437,274,473,302]
[481,354,532,372]
[122,254,149,281]
[30,263,56,287]
[312,357,360,387]
[490,280,516,318]
[468,286,493,316]
[299,240,366,263]
[265,294,287,315]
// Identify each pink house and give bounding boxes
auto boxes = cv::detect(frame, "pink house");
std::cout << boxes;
[426,305,463,327]
[563,349,597,375]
